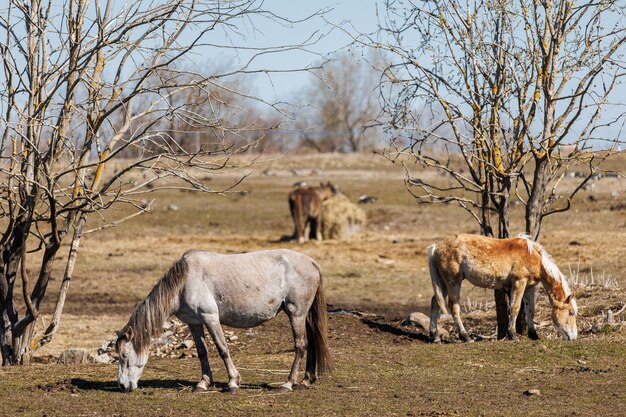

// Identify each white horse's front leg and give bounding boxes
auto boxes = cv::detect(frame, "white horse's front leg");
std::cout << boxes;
[189,324,213,392]
[508,280,527,340]
[202,314,241,393]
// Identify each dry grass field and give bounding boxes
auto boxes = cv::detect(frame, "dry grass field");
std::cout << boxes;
[1,153,625,416]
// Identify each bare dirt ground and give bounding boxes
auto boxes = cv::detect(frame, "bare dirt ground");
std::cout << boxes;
[1,153,625,416]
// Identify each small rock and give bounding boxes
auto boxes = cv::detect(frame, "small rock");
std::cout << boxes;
[166,204,179,211]
[524,389,541,396]
[138,199,150,209]
[358,195,378,204]
[92,353,112,364]
[227,335,238,342]
[376,256,396,266]
[58,349,88,365]
[98,337,116,355]
[179,340,194,349]
[405,312,449,338]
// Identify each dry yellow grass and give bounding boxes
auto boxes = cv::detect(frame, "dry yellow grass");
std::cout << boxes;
[12,152,624,357]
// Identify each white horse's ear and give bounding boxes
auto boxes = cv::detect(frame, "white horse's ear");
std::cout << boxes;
[118,326,133,340]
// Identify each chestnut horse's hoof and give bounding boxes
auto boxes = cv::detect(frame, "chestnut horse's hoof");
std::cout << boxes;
[460,333,472,342]
[507,332,519,341]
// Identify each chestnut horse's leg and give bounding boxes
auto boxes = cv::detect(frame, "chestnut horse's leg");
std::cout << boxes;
[189,324,213,392]
[523,286,539,340]
[281,307,307,391]
[448,284,471,342]
[507,280,527,340]
[429,295,442,342]
[310,216,322,241]
[201,313,241,393]
[290,195,306,244]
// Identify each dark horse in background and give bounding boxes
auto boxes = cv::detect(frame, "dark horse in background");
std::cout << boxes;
[289,182,338,244]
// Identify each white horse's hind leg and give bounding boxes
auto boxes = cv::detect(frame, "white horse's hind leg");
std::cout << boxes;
[523,286,539,340]
[281,309,307,391]
[448,285,471,342]
[189,324,213,393]
[201,314,241,393]
[507,280,527,341]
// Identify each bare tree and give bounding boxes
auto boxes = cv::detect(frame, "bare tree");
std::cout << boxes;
[296,51,383,153]
[0,0,321,365]
[359,0,626,338]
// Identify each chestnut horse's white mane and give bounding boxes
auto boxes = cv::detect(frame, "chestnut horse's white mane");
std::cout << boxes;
[518,234,573,299]
[517,234,534,255]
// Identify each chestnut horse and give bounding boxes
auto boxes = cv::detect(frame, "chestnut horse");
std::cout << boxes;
[428,234,577,342]
[116,249,331,393]
[289,182,338,244]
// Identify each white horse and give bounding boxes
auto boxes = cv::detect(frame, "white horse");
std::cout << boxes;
[428,234,577,342]
[116,249,331,393]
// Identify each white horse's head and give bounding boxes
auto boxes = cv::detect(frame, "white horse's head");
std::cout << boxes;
[116,326,149,392]
[551,294,578,340]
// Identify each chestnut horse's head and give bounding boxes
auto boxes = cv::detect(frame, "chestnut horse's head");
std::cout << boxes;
[317,182,339,200]
[551,294,578,340]
[541,250,578,340]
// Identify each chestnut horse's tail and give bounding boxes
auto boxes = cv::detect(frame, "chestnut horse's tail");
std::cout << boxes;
[428,244,449,316]
[307,261,332,377]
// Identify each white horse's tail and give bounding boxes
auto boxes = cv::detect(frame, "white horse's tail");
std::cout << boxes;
[428,244,449,316]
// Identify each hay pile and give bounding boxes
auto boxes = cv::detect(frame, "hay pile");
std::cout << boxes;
[321,194,366,240]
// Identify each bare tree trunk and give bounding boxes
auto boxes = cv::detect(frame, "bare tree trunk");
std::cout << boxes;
[30,216,85,352]
[0,308,14,365]
[494,176,527,339]
[526,156,549,240]
[0,224,28,365]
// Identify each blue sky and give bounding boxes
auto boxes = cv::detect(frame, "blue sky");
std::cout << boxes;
[188,1,381,103]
